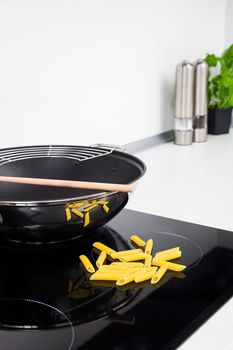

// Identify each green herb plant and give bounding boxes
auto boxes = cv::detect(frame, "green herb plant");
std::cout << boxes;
[205,44,233,109]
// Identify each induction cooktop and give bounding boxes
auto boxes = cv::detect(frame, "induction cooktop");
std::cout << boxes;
[0,209,233,350]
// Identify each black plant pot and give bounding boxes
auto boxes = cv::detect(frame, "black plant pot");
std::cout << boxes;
[208,107,232,135]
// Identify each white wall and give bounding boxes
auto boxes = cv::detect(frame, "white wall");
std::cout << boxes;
[225,0,233,47]
[0,0,227,148]
[225,0,233,127]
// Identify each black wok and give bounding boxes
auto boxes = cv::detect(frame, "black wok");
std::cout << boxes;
[0,144,146,243]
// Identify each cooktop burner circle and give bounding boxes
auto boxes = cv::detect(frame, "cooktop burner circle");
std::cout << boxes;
[0,298,75,350]
[130,230,203,271]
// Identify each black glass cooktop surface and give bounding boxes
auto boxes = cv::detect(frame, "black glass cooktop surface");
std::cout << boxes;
[0,209,233,350]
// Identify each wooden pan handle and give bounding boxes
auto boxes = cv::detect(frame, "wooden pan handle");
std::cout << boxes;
[0,176,134,193]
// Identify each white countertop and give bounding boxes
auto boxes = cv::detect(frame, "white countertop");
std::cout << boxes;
[126,130,233,350]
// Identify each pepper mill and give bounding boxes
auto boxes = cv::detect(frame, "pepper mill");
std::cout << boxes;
[193,59,208,142]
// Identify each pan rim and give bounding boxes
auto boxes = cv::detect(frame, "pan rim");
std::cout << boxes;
[0,191,117,207]
[0,144,146,206]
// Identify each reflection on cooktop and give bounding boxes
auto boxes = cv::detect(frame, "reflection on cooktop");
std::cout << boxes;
[0,226,139,327]
[0,209,233,350]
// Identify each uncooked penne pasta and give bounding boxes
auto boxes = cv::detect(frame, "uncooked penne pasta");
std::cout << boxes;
[83,212,90,227]
[69,201,86,209]
[80,235,186,289]
[111,249,143,259]
[65,208,71,221]
[155,247,180,257]
[131,267,156,273]
[96,251,107,268]
[101,266,156,274]
[143,267,158,272]
[71,209,84,218]
[83,203,98,212]
[153,250,182,262]
[135,269,158,283]
[90,271,127,281]
[116,270,144,286]
[117,256,132,262]
[145,239,153,255]
[79,255,95,273]
[153,258,186,271]
[99,265,129,271]
[130,235,146,247]
[144,254,152,267]
[120,252,147,262]
[151,262,169,284]
[102,204,109,213]
[110,262,144,267]
[93,242,116,255]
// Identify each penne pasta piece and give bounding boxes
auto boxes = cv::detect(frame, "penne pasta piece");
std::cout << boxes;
[65,208,71,221]
[116,276,135,286]
[151,262,169,284]
[102,204,109,213]
[117,256,131,262]
[132,267,156,273]
[116,270,144,286]
[130,235,146,247]
[152,258,186,271]
[79,255,95,273]
[69,201,86,209]
[110,262,144,267]
[145,239,153,255]
[99,265,129,271]
[116,266,158,286]
[96,201,108,205]
[90,271,126,281]
[135,269,158,283]
[144,254,152,267]
[96,251,107,268]
[100,266,156,274]
[155,247,180,257]
[71,209,84,218]
[83,203,98,212]
[83,212,90,227]
[144,267,158,272]
[111,249,143,259]
[93,242,116,255]
[134,267,157,273]
[120,253,147,262]
[153,250,182,262]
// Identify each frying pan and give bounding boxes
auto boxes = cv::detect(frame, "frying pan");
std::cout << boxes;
[0,144,146,243]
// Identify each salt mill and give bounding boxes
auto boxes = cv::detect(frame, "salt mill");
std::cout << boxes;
[174,61,195,145]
